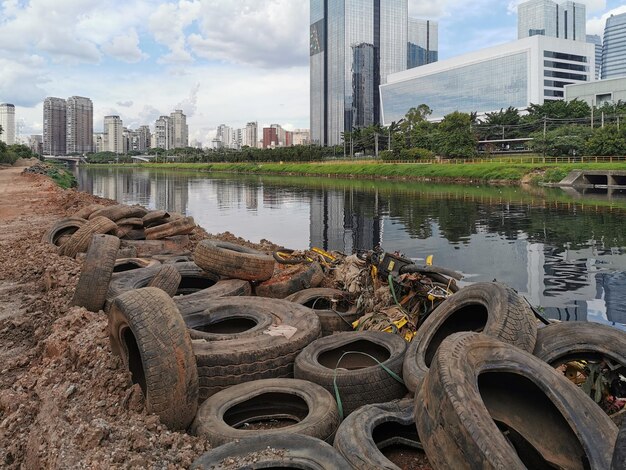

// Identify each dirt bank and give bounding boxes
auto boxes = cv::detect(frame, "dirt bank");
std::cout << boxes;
[0,168,214,468]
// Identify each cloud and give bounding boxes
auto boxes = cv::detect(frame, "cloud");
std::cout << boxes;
[116,101,134,107]
[175,84,200,117]
[102,30,147,63]
[149,0,200,64]
[0,56,49,107]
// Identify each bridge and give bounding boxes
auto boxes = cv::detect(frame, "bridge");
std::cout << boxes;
[43,155,87,164]
[556,170,626,189]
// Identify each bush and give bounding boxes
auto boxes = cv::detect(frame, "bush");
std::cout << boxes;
[379,150,395,161]
[400,148,434,160]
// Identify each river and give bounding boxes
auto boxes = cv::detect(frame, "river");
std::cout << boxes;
[76,166,626,328]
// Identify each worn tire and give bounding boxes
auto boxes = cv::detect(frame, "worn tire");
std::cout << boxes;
[107,288,198,430]
[121,228,146,240]
[115,217,144,227]
[191,433,351,469]
[142,210,169,227]
[614,421,626,470]
[114,225,135,239]
[286,288,357,336]
[120,235,190,256]
[174,280,252,317]
[193,239,275,282]
[191,378,340,447]
[191,297,321,400]
[255,262,324,299]
[113,258,161,273]
[71,234,120,312]
[334,399,423,469]
[294,331,407,416]
[89,204,146,222]
[74,203,107,219]
[41,217,86,247]
[146,264,182,297]
[416,332,617,470]
[145,216,196,240]
[59,216,117,258]
[402,282,537,393]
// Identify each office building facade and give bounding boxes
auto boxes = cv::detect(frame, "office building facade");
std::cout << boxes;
[0,103,16,145]
[601,13,626,79]
[518,0,586,41]
[381,35,594,123]
[43,97,67,155]
[586,34,602,79]
[310,0,409,146]
[66,96,93,154]
[408,18,438,68]
[104,115,124,154]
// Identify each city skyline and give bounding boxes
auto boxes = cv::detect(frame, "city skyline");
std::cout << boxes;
[1,0,624,146]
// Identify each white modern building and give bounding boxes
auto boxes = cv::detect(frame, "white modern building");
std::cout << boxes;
[565,76,626,106]
[0,103,16,145]
[380,35,595,124]
[104,115,124,154]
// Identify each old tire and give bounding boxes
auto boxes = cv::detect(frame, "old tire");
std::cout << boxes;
[89,204,146,222]
[193,239,275,282]
[146,264,182,297]
[41,217,86,247]
[614,421,626,470]
[191,297,321,400]
[294,331,407,416]
[255,262,324,299]
[416,332,618,470]
[142,210,169,227]
[191,433,350,469]
[286,288,357,336]
[71,234,120,312]
[59,216,117,258]
[120,235,190,256]
[334,399,423,470]
[107,288,198,430]
[402,282,537,393]
[174,280,252,317]
[115,217,144,227]
[74,203,107,219]
[145,216,196,240]
[191,378,340,447]
[113,258,161,273]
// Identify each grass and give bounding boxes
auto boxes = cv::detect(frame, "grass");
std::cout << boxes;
[48,167,78,189]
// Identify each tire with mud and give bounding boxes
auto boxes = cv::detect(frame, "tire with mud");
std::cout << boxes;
[255,262,324,299]
[41,217,86,247]
[416,332,617,470]
[59,216,118,258]
[333,398,422,470]
[113,258,161,273]
[190,433,351,469]
[145,216,196,240]
[614,421,626,470]
[146,264,182,297]
[142,210,169,227]
[107,287,198,430]
[191,378,340,447]
[193,239,275,282]
[402,282,537,393]
[189,297,321,400]
[74,203,107,219]
[71,234,120,312]
[286,288,358,336]
[89,204,146,222]
[294,331,407,416]
[174,280,252,317]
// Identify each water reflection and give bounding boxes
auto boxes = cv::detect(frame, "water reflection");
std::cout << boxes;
[77,167,626,327]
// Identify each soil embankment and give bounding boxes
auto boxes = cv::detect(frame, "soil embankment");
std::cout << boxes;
[0,167,211,468]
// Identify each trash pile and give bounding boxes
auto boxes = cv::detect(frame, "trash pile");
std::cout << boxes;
[40,202,625,469]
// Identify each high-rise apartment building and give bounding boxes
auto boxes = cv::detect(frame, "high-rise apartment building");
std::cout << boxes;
[292,129,311,146]
[601,13,626,79]
[216,124,234,149]
[104,115,123,154]
[0,103,16,145]
[310,0,409,146]
[137,125,151,151]
[263,127,278,149]
[155,116,173,150]
[518,0,586,42]
[408,19,438,68]
[586,34,602,79]
[170,110,188,149]
[66,96,93,154]
[244,122,258,148]
[43,97,67,155]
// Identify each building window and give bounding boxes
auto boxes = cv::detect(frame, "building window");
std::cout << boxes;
[544,79,574,88]
[544,70,588,81]
[544,60,587,72]
[544,51,587,62]
[544,89,564,97]
[595,93,613,106]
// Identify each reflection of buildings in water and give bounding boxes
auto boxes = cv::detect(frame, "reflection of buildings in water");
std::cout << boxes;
[244,185,258,210]
[152,174,189,214]
[595,271,626,325]
[309,188,383,252]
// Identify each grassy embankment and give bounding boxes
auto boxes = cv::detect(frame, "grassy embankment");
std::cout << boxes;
[108,160,626,184]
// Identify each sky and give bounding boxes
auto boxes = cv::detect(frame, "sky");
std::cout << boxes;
[1,0,625,146]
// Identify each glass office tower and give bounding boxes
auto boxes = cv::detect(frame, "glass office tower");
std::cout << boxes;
[407,18,438,68]
[518,0,585,41]
[586,34,602,79]
[601,13,626,79]
[310,0,408,146]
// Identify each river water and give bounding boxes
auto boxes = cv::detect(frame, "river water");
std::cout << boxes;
[77,167,626,328]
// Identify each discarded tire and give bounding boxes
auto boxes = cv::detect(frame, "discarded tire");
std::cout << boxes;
[41,217,86,247]
[115,217,144,227]
[120,228,146,240]
[294,331,407,416]
[71,234,120,312]
[107,288,198,430]
[142,210,169,227]
[114,225,135,239]
[286,288,358,336]
[113,258,161,273]
[73,203,107,219]
[416,332,618,470]
[59,216,117,258]
[145,216,196,240]
[190,297,321,400]
[120,235,190,256]
[193,239,275,282]
[402,282,537,393]
[255,262,324,299]
[146,264,182,297]
[191,433,351,469]
[614,421,626,470]
[89,204,146,222]
[334,398,423,470]
[191,378,340,447]
[174,279,252,317]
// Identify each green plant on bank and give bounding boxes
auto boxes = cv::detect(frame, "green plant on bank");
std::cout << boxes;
[47,165,78,189]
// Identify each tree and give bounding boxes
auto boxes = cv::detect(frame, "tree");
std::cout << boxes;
[477,107,522,140]
[399,104,434,151]
[433,111,477,158]
[526,99,591,120]
[585,125,626,156]
[529,125,593,157]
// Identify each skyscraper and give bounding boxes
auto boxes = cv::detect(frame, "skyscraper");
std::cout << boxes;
[170,109,188,148]
[155,116,173,150]
[66,96,93,154]
[310,0,409,146]
[0,103,16,145]
[518,0,586,41]
[601,13,626,79]
[407,18,438,69]
[43,97,67,155]
[244,122,258,148]
[586,34,602,79]
[104,115,123,154]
